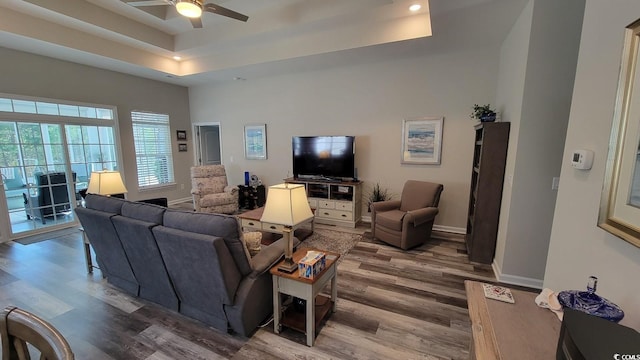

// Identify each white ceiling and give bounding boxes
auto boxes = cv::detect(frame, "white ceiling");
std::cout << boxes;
[0,0,528,86]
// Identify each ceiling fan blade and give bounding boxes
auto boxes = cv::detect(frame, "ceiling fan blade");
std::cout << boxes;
[203,3,249,22]
[126,0,172,7]
[189,17,203,28]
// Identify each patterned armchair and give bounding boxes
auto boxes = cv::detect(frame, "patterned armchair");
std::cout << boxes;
[190,165,238,214]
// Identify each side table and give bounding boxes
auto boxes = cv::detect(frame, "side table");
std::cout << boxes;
[238,184,266,209]
[79,227,99,274]
[270,248,340,346]
[237,206,315,242]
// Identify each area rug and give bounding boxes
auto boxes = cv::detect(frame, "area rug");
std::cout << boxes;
[298,228,362,260]
[14,226,80,245]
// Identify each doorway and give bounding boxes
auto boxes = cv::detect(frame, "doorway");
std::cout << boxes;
[195,124,222,166]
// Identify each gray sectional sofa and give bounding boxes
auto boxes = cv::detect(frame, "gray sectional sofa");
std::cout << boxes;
[75,194,287,336]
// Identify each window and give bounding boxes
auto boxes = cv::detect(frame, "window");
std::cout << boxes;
[0,97,113,120]
[0,93,120,237]
[131,111,175,189]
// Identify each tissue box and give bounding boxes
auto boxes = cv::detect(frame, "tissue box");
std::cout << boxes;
[298,251,326,279]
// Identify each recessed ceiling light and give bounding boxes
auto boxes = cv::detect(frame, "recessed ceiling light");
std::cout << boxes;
[409,4,421,12]
[173,56,182,61]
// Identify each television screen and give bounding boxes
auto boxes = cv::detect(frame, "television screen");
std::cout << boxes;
[292,136,355,180]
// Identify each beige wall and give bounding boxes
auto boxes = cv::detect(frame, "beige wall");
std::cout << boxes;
[0,47,193,203]
[493,0,584,287]
[189,49,500,229]
[545,0,640,330]
[493,0,532,280]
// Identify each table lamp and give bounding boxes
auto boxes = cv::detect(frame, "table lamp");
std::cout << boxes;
[261,183,314,272]
[86,170,127,197]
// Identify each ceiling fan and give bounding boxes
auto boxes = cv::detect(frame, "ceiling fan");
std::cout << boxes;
[126,0,249,28]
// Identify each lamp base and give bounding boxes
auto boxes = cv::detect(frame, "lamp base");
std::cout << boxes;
[277,258,298,273]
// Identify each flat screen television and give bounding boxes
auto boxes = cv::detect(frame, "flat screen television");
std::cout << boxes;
[292,136,355,181]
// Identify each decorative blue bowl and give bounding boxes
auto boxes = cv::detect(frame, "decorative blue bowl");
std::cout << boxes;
[557,290,624,323]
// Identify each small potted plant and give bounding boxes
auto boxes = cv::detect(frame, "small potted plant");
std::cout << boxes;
[367,182,391,212]
[471,104,497,122]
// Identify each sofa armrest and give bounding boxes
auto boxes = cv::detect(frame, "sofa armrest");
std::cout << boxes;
[224,185,238,195]
[249,236,301,276]
[249,239,284,276]
[370,200,401,213]
[405,207,439,226]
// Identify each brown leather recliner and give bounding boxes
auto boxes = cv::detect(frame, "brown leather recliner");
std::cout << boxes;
[370,180,443,250]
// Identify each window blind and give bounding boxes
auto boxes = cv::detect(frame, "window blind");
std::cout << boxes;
[131,111,175,188]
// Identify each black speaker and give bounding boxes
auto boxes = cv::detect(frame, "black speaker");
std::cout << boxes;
[556,308,640,359]
[256,185,266,207]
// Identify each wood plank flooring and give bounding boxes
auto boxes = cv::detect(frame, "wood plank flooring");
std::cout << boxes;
[0,228,499,359]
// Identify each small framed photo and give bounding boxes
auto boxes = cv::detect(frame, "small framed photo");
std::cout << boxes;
[176,130,187,140]
[244,124,267,160]
[178,143,187,152]
[401,116,444,164]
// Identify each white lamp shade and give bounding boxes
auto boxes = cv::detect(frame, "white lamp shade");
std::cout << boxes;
[86,170,128,195]
[176,0,202,18]
[260,184,313,226]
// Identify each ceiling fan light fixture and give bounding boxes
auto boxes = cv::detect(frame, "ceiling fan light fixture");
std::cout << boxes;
[176,0,202,18]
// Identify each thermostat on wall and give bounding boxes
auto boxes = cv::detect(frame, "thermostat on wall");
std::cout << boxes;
[571,149,594,170]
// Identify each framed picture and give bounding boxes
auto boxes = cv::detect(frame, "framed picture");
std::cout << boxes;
[244,124,267,160]
[401,117,444,164]
[598,18,640,248]
[178,143,187,152]
[176,130,187,140]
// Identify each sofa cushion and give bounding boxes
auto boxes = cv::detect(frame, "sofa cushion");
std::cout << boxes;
[85,193,126,214]
[242,231,262,257]
[201,193,237,207]
[121,201,166,224]
[163,209,253,276]
[376,209,405,231]
[399,180,442,212]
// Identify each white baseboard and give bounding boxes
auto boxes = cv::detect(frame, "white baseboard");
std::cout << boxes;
[492,261,543,289]
[169,197,192,206]
[433,225,465,234]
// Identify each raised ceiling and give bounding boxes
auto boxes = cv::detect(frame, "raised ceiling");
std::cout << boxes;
[0,0,527,86]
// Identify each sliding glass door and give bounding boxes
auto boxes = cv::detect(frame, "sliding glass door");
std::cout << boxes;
[0,95,121,241]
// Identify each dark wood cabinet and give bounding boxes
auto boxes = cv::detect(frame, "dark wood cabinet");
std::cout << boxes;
[466,122,510,264]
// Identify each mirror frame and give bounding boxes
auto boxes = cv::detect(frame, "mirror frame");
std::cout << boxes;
[599,18,640,248]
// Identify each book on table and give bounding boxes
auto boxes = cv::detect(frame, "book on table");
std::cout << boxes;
[482,283,515,303]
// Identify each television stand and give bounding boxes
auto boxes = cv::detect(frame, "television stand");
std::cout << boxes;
[285,178,362,228]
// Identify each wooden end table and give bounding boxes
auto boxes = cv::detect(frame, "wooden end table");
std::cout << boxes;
[79,227,99,274]
[270,248,339,346]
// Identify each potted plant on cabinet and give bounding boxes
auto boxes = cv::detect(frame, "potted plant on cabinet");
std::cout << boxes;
[470,104,497,122]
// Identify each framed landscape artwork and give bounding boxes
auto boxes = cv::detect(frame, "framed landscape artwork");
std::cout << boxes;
[244,124,267,160]
[599,18,640,248]
[401,117,444,165]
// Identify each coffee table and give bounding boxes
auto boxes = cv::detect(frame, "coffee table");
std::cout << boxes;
[270,248,339,346]
[237,206,314,243]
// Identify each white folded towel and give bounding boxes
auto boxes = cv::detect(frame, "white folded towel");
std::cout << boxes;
[535,288,563,321]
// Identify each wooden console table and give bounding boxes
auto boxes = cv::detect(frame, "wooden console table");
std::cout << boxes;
[465,280,561,359]
[237,206,314,243]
